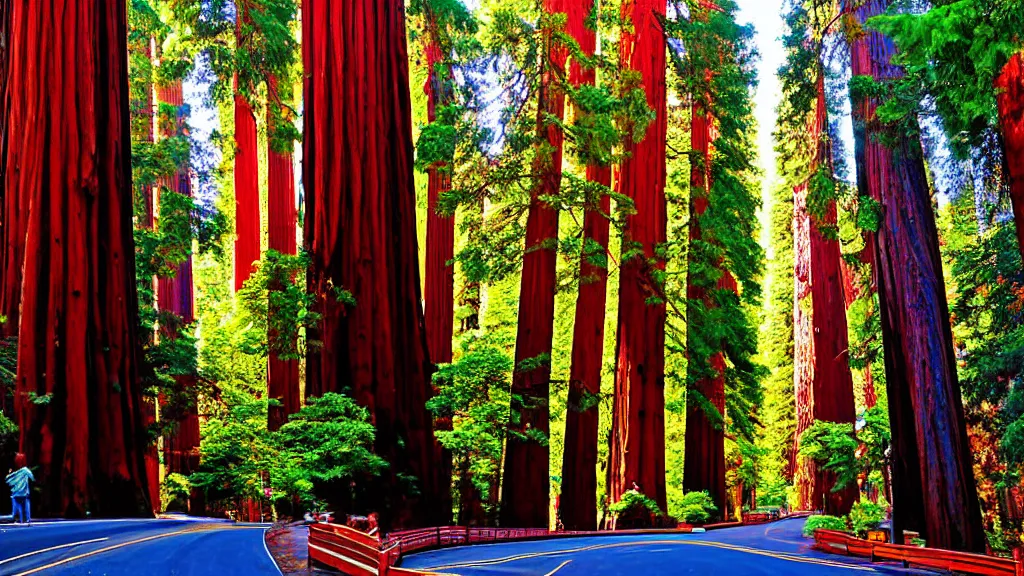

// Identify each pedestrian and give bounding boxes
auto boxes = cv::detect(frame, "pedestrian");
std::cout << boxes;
[6,452,34,525]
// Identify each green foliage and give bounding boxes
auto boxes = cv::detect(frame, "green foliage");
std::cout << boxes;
[798,421,859,493]
[271,394,388,507]
[869,0,1024,159]
[803,515,848,537]
[848,500,887,538]
[236,250,322,360]
[677,490,718,524]
[610,489,664,527]
[428,336,514,508]
[161,473,193,512]
[190,393,273,504]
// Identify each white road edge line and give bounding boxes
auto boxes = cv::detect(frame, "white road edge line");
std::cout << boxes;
[543,559,572,576]
[0,538,109,566]
[262,527,285,576]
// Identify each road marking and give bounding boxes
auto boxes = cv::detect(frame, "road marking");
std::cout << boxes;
[420,539,878,572]
[543,559,572,576]
[11,529,196,576]
[262,528,285,576]
[0,538,109,566]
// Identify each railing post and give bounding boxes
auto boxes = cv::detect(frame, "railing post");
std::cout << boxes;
[437,526,442,548]
[1013,547,1022,576]
[466,526,471,544]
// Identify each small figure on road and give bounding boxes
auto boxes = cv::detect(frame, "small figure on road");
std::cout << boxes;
[6,452,35,525]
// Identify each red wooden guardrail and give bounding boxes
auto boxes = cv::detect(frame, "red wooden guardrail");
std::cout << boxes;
[813,529,1024,576]
[308,511,805,575]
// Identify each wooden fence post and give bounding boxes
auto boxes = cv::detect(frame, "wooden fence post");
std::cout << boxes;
[1014,547,1022,576]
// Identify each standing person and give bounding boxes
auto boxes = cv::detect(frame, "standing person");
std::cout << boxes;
[6,453,34,524]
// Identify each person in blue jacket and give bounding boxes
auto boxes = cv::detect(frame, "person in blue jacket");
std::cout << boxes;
[6,452,34,525]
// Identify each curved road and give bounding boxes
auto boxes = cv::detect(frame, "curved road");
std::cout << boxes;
[400,518,933,576]
[0,518,280,575]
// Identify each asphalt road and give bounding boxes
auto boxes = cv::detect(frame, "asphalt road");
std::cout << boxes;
[0,517,280,575]
[399,518,934,576]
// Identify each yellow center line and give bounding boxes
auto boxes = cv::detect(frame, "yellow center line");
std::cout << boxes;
[0,538,109,566]
[420,539,878,573]
[12,528,209,576]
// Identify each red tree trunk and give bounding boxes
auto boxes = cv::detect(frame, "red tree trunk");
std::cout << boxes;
[234,16,261,293]
[501,0,568,528]
[608,0,668,514]
[850,0,985,552]
[996,53,1024,264]
[793,179,816,511]
[9,0,151,517]
[155,81,201,496]
[683,106,728,518]
[840,255,877,409]
[421,23,454,521]
[303,0,442,529]
[808,78,858,517]
[266,75,300,433]
[560,0,611,532]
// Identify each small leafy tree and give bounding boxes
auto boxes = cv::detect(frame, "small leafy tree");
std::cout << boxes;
[428,336,515,522]
[271,393,387,511]
[677,491,718,525]
[798,421,860,493]
[848,500,887,538]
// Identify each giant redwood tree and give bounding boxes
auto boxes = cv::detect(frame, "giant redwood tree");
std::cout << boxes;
[234,14,261,292]
[9,0,152,517]
[266,74,300,432]
[609,0,669,513]
[996,53,1024,262]
[303,0,444,529]
[849,0,985,551]
[502,0,570,529]
[559,0,612,532]
[806,73,858,517]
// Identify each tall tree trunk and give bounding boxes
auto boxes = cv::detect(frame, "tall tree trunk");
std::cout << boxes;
[793,179,816,511]
[155,81,201,502]
[808,76,858,517]
[683,106,728,518]
[560,0,610,532]
[266,75,300,433]
[303,0,441,530]
[0,0,17,348]
[234,17,260,292]
[9,0,151,517]
[996,53,1024,264]
[609,0,668,514]
[840,256,877,409]
[850,0,985,552]
[422,19,454,522]
[501,0,567,528]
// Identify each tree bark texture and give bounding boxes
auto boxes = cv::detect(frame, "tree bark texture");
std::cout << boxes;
[808,78,858,516]
[609,0,668,513]
[154,81,200,482]
[302,0,443,529]
[9,0,152,517]
[793,180,815,511]
[0,0,18,344]
[421,23,454,521]
[996,53,1024,264]
[501,0,568,528]
[266,75,300,433]
[234,15,261,293]
[560,0,611,532]
[683,106,727,518]
[850,0,986,551]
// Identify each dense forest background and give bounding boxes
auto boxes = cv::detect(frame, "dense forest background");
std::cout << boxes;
[1,0,1023,556]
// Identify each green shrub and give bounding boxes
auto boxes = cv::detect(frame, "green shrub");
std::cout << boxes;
[802,514,848,537]
[677,491,718,524]
[848,501,887,538]
[611,489,663,529]
[160,473,192,513]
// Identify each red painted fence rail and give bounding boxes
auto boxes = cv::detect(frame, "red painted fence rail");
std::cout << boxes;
[813,529,1024,576]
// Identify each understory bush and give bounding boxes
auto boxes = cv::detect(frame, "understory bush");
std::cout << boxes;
[848,500,887,538]
[677,490,718,524]
[611,489,663,529]
[802,514,848,537]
